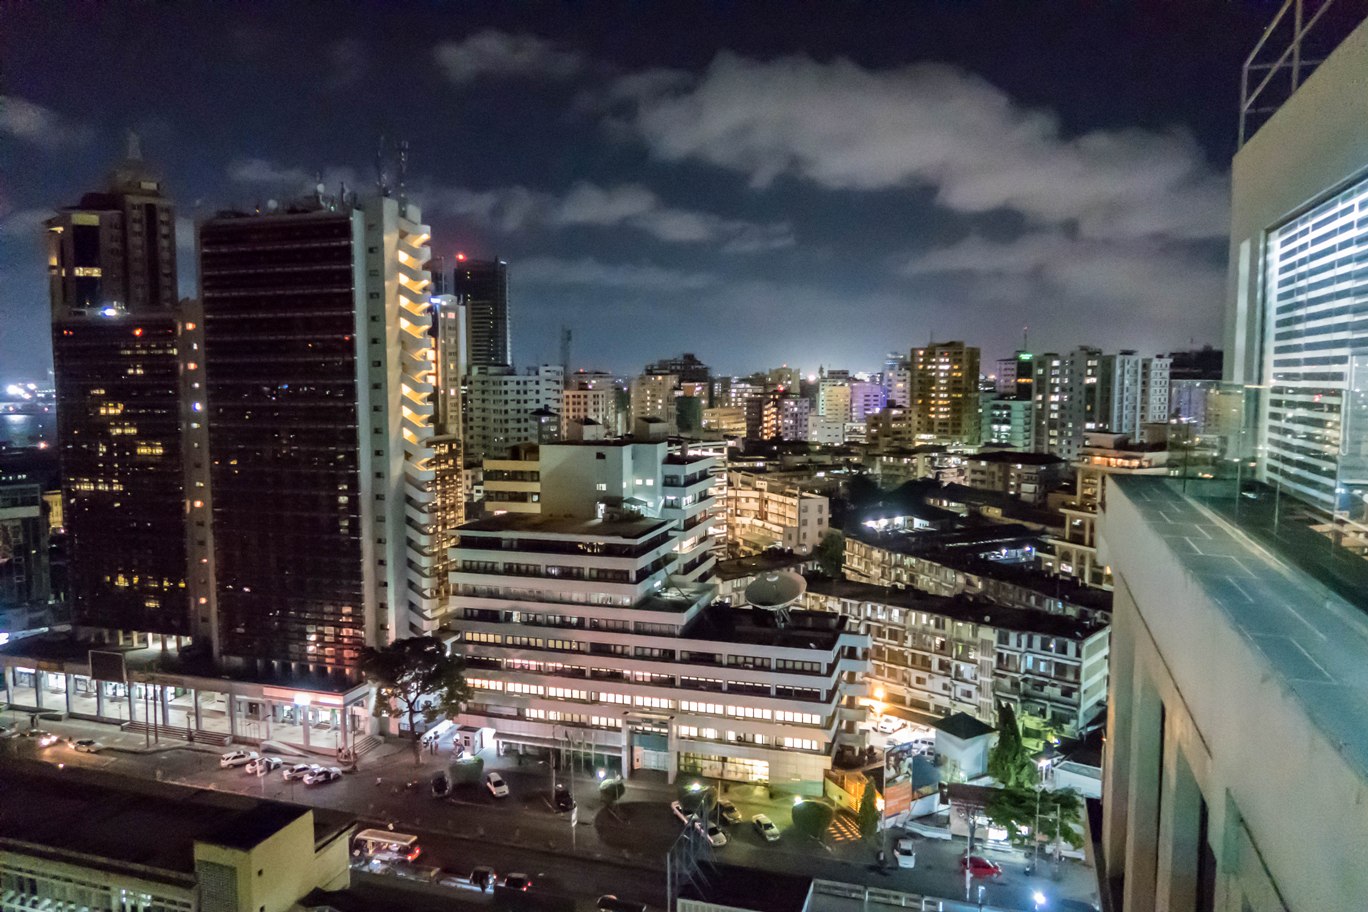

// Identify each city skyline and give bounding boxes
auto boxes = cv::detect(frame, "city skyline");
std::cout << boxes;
[1,3,1278,378]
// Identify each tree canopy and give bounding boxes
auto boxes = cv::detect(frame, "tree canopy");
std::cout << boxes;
[987,702,1037,789]
[985,785,1084,850]
[856,777,880,845]
[360,635,469,765]
[815,530,846,578]
[791,799,835,842]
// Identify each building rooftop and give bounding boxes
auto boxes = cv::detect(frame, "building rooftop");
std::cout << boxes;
[1113,476,1368,780]
[804,577,1107,640]
[457,512,673,540]
[714,550,811,582]
[0,761,352,881]
[683,602,853,651]
[932,711,996,740]
[678,863,813,912]
[964,451,1065,467]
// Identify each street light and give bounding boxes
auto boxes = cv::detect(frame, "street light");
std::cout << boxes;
[1032,890,1046,911]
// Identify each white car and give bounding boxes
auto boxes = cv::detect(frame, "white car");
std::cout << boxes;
[67,738,106,753]
[876,715,905,734]
[894,836,917,868]
[704,823,727,847]
[283,763,317,781]
[485,772,509,798]
[246,756,284,775]
[304,766,342,786]
[219,749,259,768]
[752,814,780,843]
[20,729,60,748]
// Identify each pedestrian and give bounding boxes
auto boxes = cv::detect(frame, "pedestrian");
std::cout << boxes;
[375,776,382,788]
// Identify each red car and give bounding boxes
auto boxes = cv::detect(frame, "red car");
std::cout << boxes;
[959,855,1003,877]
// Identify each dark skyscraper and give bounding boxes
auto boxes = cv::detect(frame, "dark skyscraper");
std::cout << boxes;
[45,140,198,642]
[455,257,510,368]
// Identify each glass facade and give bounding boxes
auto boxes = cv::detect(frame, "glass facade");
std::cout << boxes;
[199,212,366,679]
[1264,173,1368,517]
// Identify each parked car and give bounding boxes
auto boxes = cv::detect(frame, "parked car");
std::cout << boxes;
[485,772,509,798]
[20,729,60,748]
[894,836,917,868]
[552,783,575,812]
[247,756,284,775]
[959,855,1003,878]
[910,738,936,755]
[431,771,452,798]
[598,895,647,912]
[469,866,497,892]
[67,738,106,753]
[283,763,317,781]
[717,800,741,825]
[501,873,533,891]
[219,749,258,768]
[876,715,905,734]
[304,766,342,786]
[751,814,780,843]
[704,824,728,847]
[670,800,690,824]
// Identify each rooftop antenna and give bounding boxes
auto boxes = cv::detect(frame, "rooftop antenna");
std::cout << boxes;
[397,139,409,209]
[125,129,143,162]
[1023,325,1029,351]
[560,325,572,379]
[374,135,390,198]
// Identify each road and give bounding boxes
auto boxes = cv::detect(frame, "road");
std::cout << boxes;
[0,713,1101,911]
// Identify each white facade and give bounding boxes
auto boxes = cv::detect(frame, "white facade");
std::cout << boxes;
[562,386,618,438]
[445,511,870,789]
[464,364,563,461]
[1101,475,1368,911]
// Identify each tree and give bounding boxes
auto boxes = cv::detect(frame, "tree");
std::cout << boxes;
[815,531,845,578]
[678,782,717,818]
[449,755,484,785]
[599,777,626,819]
[856,777,880,845]
[791,798,836,843]
[360,635,470,766]
[985,785,1084,850]
[987,703,1036,790]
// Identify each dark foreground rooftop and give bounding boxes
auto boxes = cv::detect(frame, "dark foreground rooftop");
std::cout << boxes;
[0,760,353,880]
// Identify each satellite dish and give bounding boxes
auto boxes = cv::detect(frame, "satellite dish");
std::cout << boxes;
[744,571,806,627]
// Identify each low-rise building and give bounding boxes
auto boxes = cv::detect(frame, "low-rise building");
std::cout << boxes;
[726,470,830,556]
[843,525,1111,622]
[804,578,1109,740]
[0,763,354,912]
[961,451,1066,504]
[481,442,541,514]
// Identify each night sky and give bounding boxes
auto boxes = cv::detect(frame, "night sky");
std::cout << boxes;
[1,2,1280,379]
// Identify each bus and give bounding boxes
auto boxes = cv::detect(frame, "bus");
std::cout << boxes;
[352,828,422,862]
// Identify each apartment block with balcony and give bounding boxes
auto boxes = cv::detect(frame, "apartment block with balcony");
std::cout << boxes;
[804,578,1108,740]
[1041,431,1170,590]
[445,508,870,790]
[726,470,829,556]
[960,451,1066,505]
[482,442,541,514]
[843,525,1112,623]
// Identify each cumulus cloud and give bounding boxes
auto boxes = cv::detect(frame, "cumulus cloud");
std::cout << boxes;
[425,179,793,251]
[0,96,92,148]
[898,231,1225,320]
[516,256,719,291]
[434,31,584,84]
[609,54,1228,242]
[226,158,360,193]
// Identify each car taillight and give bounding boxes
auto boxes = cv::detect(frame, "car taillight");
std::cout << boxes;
[407,848,420,861]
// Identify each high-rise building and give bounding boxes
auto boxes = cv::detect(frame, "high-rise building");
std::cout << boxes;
[0,481,50,610]
[1032,347,1104,461]
[995,351,1035,400]
[646,353,711,388]
[198,195,441,679]
[1097,351,1172,437]
[46,142,200,643]
[881,353,911,407]
[430,293,467,600]
[455,257,510,368]
[847,380,887,424]
[980,397,1034,450]
[908,341,981,444]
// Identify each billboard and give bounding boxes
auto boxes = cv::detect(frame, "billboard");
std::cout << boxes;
[882,740,918,821]
[88,650,127,683]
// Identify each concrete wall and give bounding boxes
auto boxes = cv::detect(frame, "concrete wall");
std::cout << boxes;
[1225,14,1368,386]
[1101,481,1368,911]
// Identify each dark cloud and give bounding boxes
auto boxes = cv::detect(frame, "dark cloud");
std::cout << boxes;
[433,31,585,84]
